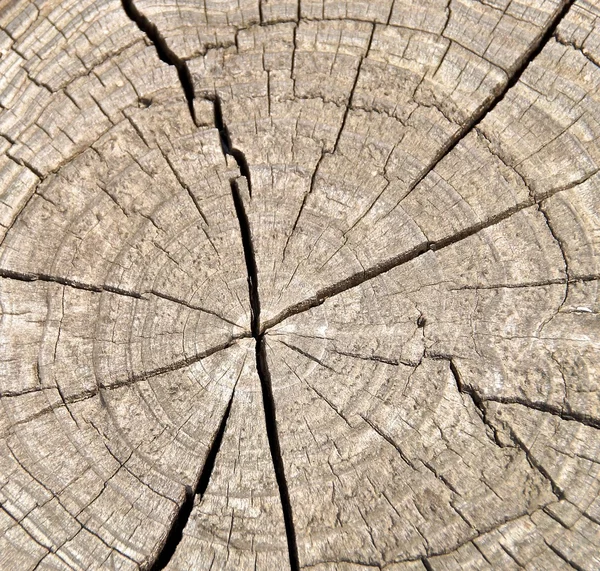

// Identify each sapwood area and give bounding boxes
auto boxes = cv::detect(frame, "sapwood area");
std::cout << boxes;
[0,0,599,569]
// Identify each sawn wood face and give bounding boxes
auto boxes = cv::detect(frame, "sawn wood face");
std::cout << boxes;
[0,0,599,569]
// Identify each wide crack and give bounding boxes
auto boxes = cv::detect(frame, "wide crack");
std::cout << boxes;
[121,0,197,123]
[149,396,234,571]
[121,3,294,567]
[118,2,260,568]
[214,99,253,194]
[231,179,300,570]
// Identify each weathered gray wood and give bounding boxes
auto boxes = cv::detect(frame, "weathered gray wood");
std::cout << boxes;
[0,0,598,569]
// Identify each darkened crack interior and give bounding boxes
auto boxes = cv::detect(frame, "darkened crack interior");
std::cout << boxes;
[115,0,584,569]
[149,396,234,571]
[121,0,197,123]
[231,179,301,570]
[120,3,294,568]
[214,98,253,194]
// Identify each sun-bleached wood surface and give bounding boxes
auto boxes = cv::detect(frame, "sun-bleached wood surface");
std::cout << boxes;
[0,0,599,569]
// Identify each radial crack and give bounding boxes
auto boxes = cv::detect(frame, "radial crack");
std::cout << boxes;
[331,23,374,155]
[120,0,197,123]
[99,336,248,395]
[545,542,586,571]
[401,0,577,202]
[262,168,594,332]
[0,268,144,298]
[148,392,236,571]
[148,289,244,329]
[231,180,260,332]
[279,339,336,371]
[213,97,253,193]
[281,23,374,262]
[230,180,300,571]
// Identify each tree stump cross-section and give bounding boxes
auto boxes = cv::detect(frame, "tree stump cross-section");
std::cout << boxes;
[0,0,599,569]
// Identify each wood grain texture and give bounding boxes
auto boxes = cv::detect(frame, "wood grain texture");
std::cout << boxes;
[0,0,598,569]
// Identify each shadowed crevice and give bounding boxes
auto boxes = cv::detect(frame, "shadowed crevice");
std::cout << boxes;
[195,398,235,498]
[480,395,600,431]
[231,180,300,571]
[121,0,197,124]
[147,486,194,571]
[255,336,301,571]
[148,396,235,571]
[214,98,253,194]
[231,180,260,332]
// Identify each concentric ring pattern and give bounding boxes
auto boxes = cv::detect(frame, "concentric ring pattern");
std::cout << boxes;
[0,0,599,569]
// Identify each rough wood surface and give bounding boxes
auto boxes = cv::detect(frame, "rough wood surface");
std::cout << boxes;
[0,0,599,569]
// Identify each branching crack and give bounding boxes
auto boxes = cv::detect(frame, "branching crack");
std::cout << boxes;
[444,359,565,500]
[447,358,506,448]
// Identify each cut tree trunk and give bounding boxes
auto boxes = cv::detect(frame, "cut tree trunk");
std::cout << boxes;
[0,0,599,569]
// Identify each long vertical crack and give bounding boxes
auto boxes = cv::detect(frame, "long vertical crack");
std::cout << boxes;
[231,179,300,570]
[120,3,261,568]
[231,180,260,332]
